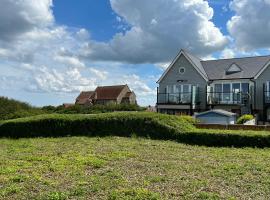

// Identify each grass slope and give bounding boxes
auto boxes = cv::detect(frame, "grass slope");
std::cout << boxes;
[1,137,270,199]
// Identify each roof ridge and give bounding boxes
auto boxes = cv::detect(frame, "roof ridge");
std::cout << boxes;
[202,54,270,62]
[96,84,126,88]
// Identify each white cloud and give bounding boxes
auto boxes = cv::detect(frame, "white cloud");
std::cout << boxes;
[120,74,156,96]
[0,0,53,41]
[28,66,98,93]
[83,0,228,63]
[220,48,236,59]
[227,0,270,50]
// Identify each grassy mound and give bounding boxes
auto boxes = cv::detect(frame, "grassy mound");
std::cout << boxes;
[0,97,45,121]
[1,112,270,147]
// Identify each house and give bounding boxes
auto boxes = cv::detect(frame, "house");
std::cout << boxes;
[75,91,95,106]
[157,49,270,122]
[76,85,136,106]
[194,109,236,125]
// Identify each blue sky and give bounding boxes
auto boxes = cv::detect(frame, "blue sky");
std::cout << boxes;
[0,0,270,106]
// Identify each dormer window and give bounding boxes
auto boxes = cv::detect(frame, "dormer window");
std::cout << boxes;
[226,63,242,75]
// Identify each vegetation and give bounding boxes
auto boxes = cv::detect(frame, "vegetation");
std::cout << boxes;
[43,103,146,114]
[0,97,46,121]
[0,96,146,121]
[237,114,254,124]
[0,112,195,138]
[1,112,270,147]
[1,136,270,199]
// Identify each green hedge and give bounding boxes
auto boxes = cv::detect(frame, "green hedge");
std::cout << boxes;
[1,112,270,147]
[0,112,194,139]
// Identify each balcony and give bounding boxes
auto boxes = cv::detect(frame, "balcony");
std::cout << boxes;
[157,92,199,105]
[207,92,250,105]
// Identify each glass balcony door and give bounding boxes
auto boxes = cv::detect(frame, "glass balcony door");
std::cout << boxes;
[232,83,241,103]
[165,84,191,104]
[212,82,250,104]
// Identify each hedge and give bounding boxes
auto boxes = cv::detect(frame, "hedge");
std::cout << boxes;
[0,112,195,139]
[1,112,270,148]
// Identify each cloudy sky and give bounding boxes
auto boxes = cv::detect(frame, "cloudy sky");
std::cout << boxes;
[1,0,270,106]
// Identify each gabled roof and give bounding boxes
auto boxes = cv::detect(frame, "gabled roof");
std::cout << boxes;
[202,55,270,80]
[76,91,95,104]
[158,49,270,82]
[95,85,128,100]
[195,109,236,117]
[157,49,208,83]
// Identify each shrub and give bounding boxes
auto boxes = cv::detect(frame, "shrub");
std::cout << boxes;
[54,103,146,114]
[237,114,254,124]
[0,96,46,120]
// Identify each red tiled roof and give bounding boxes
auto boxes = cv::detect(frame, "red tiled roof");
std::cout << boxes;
[76,91,95,104]
[95,85,127,100]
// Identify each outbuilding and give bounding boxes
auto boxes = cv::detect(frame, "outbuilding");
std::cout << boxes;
[194,109,236,125]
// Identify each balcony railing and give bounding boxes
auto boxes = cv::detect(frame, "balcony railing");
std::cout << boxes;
[207,92,250,105]
[157,92,195,105]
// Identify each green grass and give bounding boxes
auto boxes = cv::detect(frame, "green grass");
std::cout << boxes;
[1,137,270,199]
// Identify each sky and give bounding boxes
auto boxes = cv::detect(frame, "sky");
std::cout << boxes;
[1,0,270,107]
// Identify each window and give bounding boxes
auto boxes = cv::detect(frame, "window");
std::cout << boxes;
[242,83,249,94]
[213,82,249,104]
[266,81,270,97]
[232,83,240,103]
[223,84,231,102]
[166,84,191,103]
[179,67,185,74]
[214,84,222,102]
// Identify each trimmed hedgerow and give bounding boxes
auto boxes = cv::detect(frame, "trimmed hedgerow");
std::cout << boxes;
[0,112,194,139]
[1,112,270,147]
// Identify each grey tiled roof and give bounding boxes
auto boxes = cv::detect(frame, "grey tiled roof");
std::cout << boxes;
[185,51,208,79]
[201,55,270,80]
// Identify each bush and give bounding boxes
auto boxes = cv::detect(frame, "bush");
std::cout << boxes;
[1,112,270,147]
[41,104,146,114]
[237,114,254,124]
[0,96,46,120]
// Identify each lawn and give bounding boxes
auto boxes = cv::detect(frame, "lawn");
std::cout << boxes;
[1,137,270,199]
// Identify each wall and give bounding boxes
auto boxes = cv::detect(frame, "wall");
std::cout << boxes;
[255,63,270,119]
[196,124,270,131]
[159,55,207,109]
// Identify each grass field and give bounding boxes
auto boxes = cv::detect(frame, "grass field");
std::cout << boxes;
[1,137,270,199]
